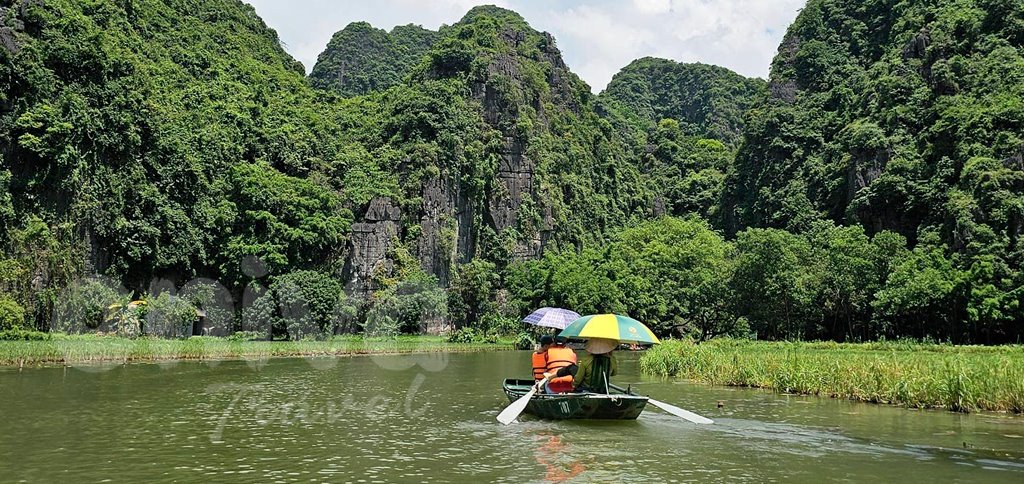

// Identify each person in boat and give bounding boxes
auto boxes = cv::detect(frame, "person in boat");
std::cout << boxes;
[537,336,578,393]
[532,335,553,382]
[574,338,618,394]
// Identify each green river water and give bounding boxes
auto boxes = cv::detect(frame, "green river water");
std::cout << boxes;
[1,351,1023,483]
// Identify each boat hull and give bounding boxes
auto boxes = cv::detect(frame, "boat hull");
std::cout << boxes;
[502,379,648,420]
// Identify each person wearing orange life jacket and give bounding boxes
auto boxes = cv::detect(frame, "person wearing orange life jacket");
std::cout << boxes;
[538,336,578,393]
[532,335,553,381]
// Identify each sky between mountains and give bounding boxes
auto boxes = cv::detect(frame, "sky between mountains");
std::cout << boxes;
[245,0,804,92]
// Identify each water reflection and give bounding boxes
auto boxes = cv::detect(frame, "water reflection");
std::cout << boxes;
[532,432,587,482]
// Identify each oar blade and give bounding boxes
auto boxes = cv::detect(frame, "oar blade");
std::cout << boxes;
[497,386,537,425]
[648,398,714,424]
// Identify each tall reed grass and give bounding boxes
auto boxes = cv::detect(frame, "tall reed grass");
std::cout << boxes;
[639,339,1024,413]
[0,334,513,367]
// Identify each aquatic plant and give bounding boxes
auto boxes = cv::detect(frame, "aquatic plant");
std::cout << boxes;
[640,339,1024,414]
[0,334,513,367]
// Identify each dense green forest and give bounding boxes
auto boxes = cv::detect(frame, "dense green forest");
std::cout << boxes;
[308,21,438,97]
[600,57,767,148]
[717,0,1024,342]
[0,0,1022,344]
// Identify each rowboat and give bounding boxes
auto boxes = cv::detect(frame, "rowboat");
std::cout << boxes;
[501,379,649,420]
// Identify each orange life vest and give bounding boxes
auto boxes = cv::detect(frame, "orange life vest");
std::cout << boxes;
[532,350,548,380]
[544,346,577,393]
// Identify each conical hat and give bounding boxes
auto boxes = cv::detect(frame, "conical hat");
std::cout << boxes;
[584,337,618,355]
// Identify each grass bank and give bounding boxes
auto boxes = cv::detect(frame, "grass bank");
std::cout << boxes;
[0,334,514,367]
[639,339,1024,413]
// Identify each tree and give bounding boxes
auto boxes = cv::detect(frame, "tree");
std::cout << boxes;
[273,270,347,339]
[610,217,734,338]
[547,247,626,317]
[873,243,964,342]
[804,223,877,341]
[243,270,349,340]
[731,228,814,340]
[448,259,499,329]
[964,253,1020,343]
[219,163,352,287]
[370,271,447,335]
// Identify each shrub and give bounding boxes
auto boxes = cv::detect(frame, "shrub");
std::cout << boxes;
[0,297,25,330]
[445,327,481,344]
[367,272,447,335]
[482,330,499,344]
[514,331,534,350]
[51,277,129,333]
[180,280,236,336]
[226,330,267,342]
[364,304,400,338]
[393,274,447,333]
[275,271,347,339]
[105,301,144,338]
[443,327,500,344]
[481,313,520,336]
[144,292,198,338]
[448,260,498,328]
[241,288,276,339]
[0,328,51,340]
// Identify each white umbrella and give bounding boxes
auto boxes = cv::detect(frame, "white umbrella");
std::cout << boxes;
[521,307,581,330]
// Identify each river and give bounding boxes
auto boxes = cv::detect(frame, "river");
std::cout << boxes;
[1,351,1022,482]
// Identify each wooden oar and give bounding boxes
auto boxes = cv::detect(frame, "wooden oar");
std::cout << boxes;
[610,384,713,424]
[497,378,547,425]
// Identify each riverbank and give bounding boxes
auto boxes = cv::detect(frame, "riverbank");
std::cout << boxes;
[0,334,515,367]
[639,339,1024,413]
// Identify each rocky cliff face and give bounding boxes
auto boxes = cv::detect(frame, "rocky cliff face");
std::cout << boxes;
[0,4,26,56]
[341,197,401,295]
[321,6,639,293]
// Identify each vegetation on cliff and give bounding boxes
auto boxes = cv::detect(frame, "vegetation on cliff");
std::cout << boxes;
[640,339,1024,413]
[1,0,369,329]
[599,58,766,222]
[308,21,438,97]
[718,0,1024,343]
[0,2,648,339]
[1,1,1022,345]
[600,57,767,148]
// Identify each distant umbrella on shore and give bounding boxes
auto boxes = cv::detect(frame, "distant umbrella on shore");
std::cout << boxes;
[522,307,582,330]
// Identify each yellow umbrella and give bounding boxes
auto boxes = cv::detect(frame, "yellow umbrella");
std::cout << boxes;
[558,314,661,345]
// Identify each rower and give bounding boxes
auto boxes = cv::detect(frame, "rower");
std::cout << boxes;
[575,338,618,394]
